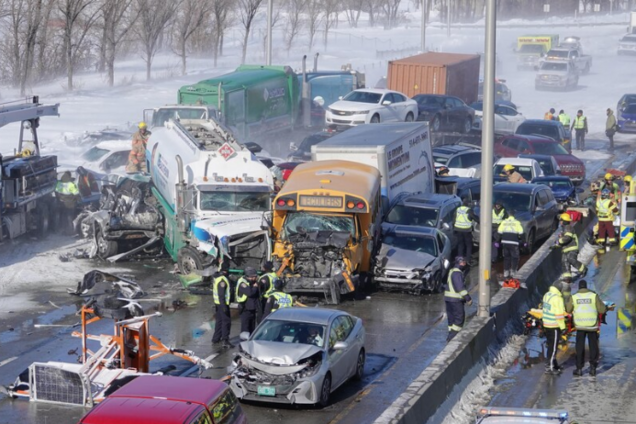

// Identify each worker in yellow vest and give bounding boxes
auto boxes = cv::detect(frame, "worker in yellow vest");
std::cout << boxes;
[565,280,607,377]
[236,267,260,334]
[491,202,508,262]
[454,197,477,261]
[542,281,566,374]
[211,263,233,349]
[570,109,588,151]
[263,279,293,319]
[596,189,619,247]
[256,261,278,324]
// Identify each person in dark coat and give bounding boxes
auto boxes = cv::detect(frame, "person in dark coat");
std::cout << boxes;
[453,197,477,262]
[444,256,472,342]
[236,267,260,334]
[211,262,233,349]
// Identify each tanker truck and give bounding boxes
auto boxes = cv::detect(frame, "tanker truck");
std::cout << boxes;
[146,117,275,274]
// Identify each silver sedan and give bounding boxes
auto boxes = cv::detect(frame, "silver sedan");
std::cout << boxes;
[229,308,365,406]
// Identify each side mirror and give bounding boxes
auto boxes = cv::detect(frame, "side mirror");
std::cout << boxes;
[442,222,450,230]
[443,259,450,269]
[240,331,250,341]
[333,341,349,350]
[289,142,298,151]
[382,100,392,106]
[338,96,343,100]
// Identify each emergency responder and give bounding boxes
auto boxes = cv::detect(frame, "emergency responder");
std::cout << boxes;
[596,189,619,246]
[624,175,632,194]
[444,256,472,342]
[55,171,81,234]
[571,110,588,151]
[606,108,617,152]
[544,108,557,121]
[558,109,571,127]
[454,197,477,261]
[263,278,293,319]
[559,272,574,301]
[600,173,621,199]
[542,281,566,374]
[565,280,607,377]
[236,267,260,334]
[551,213,588,277]
[501,164,527,183]
[437,166,450,177]
[256,261,277,324]
[491,202,509,262]
[126,122,151,173]
[497,209,524,278]
[211,262,233,349]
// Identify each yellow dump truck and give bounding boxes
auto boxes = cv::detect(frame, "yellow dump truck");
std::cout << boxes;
[516,34,559,70]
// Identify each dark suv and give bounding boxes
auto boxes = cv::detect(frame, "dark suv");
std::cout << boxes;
[413,94,475,133]
[515,119,572,150]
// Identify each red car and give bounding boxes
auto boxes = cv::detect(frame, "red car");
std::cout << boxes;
[78,376,247,424]
[494,135,585,184]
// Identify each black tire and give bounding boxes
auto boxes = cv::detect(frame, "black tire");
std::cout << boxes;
[463,117,472,134]
[353,349,365,381]
[96,227,118,258]
[525,228,536,255]
[177,246,204,275]
[405,112,414,122]
[370,114,380,124]
[551,218,559,233]
[36,202,50,238]
[431,115,441,132]
[433,271,443,293]
[318,373,331,407]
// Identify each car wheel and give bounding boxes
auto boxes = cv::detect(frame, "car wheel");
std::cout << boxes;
[431,115,441,132]
[96,228,118,258]
[463,117,472,133]
[354,349,365,381]
[405,112,414,122]
[370,114,380,124]
[178,246,204,275]
[525,228,536,255]
[431,271,443,293]
[318,373,331,407]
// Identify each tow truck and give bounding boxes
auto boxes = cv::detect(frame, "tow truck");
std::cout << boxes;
[0,96,60,242]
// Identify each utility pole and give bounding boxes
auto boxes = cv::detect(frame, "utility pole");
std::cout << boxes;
[266,0,273,65]
[479,0,496,319]
[447,0,451,37]
[421,0,427,51]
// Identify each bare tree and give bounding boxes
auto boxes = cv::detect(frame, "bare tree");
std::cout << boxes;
[322,0,340,50]
[35,0,57,80]
[100,0,136,86]
[211,0,232,66]
[173,0,212,75]
[344,0,364,27]
[381,0,401,28]
[134,0,179,80]
[237,0,263,63]
[284,0,306,51]
[306,0,322,49]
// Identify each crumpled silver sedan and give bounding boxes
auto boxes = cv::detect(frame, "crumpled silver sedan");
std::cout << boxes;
[229,308,365,406]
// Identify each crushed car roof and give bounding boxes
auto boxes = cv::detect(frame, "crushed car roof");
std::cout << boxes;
[267,307,346,325]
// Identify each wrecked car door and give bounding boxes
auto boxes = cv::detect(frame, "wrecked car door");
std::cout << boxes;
[328,316,354,388]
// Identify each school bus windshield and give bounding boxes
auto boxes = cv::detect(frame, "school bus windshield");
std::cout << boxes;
[282,212,355,239]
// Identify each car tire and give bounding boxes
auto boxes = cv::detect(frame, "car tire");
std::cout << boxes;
[405,112,414,122]
[353,349,365,381]
[96,227,118,258]
[463,117,472,133]
[551,218,559,233]
[178,246,204,275]
[318,373,331,407]
[431,115,441,132]
[370,114,380,124]
[525,228,536,255]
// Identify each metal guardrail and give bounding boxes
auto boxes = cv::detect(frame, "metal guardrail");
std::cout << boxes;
[427,20,628,29]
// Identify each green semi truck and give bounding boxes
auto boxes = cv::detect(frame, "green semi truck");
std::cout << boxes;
[178,65,301,140]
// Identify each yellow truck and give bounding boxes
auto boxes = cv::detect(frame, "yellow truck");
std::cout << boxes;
[516,34,559,70]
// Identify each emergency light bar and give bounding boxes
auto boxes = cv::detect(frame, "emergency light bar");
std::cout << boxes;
[479,407,569,421]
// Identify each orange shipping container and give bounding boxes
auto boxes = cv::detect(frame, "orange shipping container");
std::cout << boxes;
[387,52,480,104]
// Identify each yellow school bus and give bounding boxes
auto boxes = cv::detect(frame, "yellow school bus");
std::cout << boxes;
[272,160,382,304]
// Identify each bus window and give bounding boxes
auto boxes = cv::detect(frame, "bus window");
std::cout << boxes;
[282,212,355,239]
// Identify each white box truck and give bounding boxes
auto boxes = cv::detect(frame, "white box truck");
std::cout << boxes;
[311,122,434,211]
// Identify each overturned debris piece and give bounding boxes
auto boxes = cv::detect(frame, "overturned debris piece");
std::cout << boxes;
[68,270,144,299]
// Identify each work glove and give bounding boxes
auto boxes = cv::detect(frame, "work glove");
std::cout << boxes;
[466,299,473,306]
[494,243,500,248]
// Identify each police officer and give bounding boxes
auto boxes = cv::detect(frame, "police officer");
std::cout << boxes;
[570,110,588,151]
[491,202,509,263]
[454,197,477,261]
[497,209,524,279]
[552,213,588,277]
[565,280,607,377]
[263,279,293,319]
[542,281,566,374]
[558,109,571,127]
[55,171,81,234]
[596,189,619,246]
[256,261,278,323]
[444,256,472,342]
[236,267,260,334]
[211,263,233,348]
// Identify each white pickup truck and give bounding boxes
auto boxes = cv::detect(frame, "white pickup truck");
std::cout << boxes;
[542,46,592,74]
[535,60,579,91]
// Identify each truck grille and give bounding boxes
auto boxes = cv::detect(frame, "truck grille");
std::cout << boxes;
[329,109,355,116]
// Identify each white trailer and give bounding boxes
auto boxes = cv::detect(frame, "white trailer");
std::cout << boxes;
[145,117,274,273]
[311,122,434,211]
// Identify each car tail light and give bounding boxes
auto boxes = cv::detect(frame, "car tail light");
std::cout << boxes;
[277,199,286,206]
[357,202,364,209]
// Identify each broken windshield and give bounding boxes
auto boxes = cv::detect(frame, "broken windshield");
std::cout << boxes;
[282,212,355,239]
[382,233,437,256]
[200,191,270,212]
[252,320,327,348]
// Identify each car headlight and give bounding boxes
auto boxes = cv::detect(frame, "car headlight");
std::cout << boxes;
[297,360,321,379]
[356,110,370,115]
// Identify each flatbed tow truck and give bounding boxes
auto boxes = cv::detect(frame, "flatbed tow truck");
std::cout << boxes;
[0,96,60,242]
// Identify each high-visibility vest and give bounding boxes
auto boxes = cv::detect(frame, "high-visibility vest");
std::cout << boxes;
[492,209,506,225]
[262,272,277,297]
[544,112,554,120]
[572,291,599,331]
[445,268,468,299]
[454,206,472,230]
[498,217,523,244]
[270,291,293,311]
[596,199,615,221]
[558,113,571,127]
[573,116,586,130]
[235,277,249,303]
[55,181,79,195]
[213,276,230,305]
[542,287,565,329]
[560,231,579,253]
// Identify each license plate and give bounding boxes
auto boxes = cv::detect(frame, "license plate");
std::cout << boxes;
[257,386,276,396]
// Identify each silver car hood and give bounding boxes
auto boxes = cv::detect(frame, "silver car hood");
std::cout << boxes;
[378,244,435,270]
[240,340,322,374]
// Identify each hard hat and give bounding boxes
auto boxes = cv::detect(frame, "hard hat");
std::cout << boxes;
[624,175,632,183]
[20,149,33,158]
[560,213,572,222]
[138,122,147,129]
[601,189,610,198]
[560,272,573,281]
[503,164,515,171]
[604,173,613,180]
